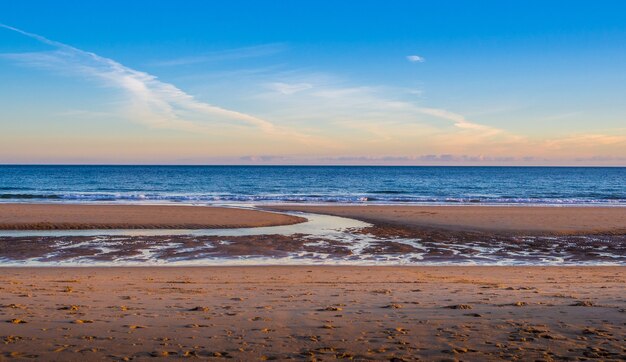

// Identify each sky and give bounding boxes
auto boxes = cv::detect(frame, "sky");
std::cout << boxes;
[1,1,625,165]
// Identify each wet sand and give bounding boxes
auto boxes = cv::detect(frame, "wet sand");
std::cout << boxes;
[0,266,624,360]
[2,232,624,265]
[268,205,626,234]
[0,204,305,230]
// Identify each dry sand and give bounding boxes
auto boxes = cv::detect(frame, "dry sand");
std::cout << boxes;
[0,204,305,230]
[268,205,626,234]
[0,266,624,360]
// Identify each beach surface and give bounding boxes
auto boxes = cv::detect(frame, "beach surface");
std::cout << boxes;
[0,266,624,360]
[1,204,624,265]
[268,205,626,234]
[0,204,305,230]
[2,203,626,234]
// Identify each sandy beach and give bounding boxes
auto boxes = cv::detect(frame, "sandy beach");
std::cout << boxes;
[2,203,625,234]
[268,205,626,234]
[0,266,624,360]
[0,204,625,265]
[0,204,624,359]
[0,204,305,230]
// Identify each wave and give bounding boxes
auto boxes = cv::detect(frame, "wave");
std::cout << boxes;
[366,190,408,194]
[0,192,625,205]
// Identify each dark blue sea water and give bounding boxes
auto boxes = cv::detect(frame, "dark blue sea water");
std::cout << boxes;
[0,165,624,205]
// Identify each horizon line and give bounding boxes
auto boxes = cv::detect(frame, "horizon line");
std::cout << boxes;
[1,164,625,168]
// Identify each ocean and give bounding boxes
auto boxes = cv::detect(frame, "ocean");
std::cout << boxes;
[0,165,624,205]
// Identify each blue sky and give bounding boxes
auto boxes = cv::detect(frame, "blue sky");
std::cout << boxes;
[1,1,625,165]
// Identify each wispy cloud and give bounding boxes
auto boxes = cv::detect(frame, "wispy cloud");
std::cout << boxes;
[152,43,286,66]
[266,82,312,95]
[544,134,626,149]
[414,107,503,135]
[247,75,531,157]
[256,76,509,137]
[406,55,425,63]
[0,23,299,138]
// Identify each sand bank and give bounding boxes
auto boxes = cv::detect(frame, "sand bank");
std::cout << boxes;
[0,203,305,230]
[0,266,624,360]
[268,205,626,234]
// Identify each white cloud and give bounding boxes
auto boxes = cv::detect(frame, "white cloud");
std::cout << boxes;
[414,107,503,135]
[0,23,294,137]
[406,55,425,63]
[267,82,312,95]
[252,73,520,150]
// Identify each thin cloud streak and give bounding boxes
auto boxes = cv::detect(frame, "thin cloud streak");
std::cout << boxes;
[415,107,503,135]
[0,23,302,138]
[152,43,287,66]
[267,82,313,95]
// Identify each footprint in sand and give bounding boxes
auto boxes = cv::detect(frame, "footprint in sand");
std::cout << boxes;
[7,319,27,324]
[444,304,472,310]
